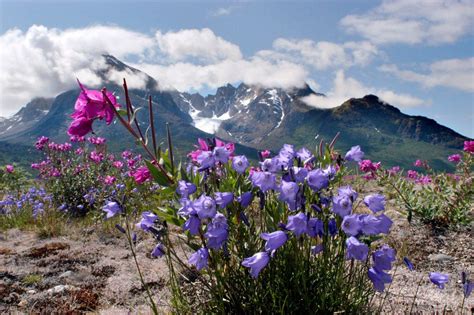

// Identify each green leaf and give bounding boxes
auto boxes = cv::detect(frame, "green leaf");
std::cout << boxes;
[145,160,170,186]
[117,109,128,116]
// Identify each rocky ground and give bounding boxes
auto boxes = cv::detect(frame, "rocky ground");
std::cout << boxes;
[0,212,473,314]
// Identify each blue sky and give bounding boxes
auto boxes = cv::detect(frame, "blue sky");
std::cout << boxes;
[0,0,473,137]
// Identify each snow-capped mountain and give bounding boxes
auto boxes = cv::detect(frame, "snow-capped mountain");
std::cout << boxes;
[172,82,323,145]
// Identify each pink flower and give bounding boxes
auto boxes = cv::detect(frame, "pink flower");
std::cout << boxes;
[414,159,424,167]
[35,136,49,150]
[5,165,14,173]
[67,116,93,137]
[260,150,271,159]
[88,137,107,145]
[104,175,116,185]
[113,161,124,169]
[416,175,432,185]
[388,166,401,175]
[89,151,104,163]
[132,166,151,184]
[75,148,84,155]
[448,154,461,163]
[464,141,474,154]
[359,160,379,173]
[67,80,120,137]
[407,170,418,179]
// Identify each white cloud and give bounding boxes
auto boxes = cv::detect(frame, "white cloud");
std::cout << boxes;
[379,58,474,92]
[340,0,474,45]
[301,70,425,108]
[133,58,308,92]
[211,7,235,17]
[259,38,378,70]
[155,28,242,63]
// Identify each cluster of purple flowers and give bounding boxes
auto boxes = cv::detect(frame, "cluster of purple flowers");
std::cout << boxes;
[0,187,52,217]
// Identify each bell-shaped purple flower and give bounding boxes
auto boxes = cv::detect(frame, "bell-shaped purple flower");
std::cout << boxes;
[306,169,329,192]
[205,213,228,249]
[364,194,385,213]
[136,211,158,231]
[307,217,324,237]
[292,167,308,183]
[102,201,121,219]
[463,281,473,298]
[328,218,338,236]
[279,144,295,159]
[296,147,313,163]
[151,243,165,258]
[372,244,396,271]
[177,198,195,217]
[184,214,201,235]
[429,272,449,289]
[189,247,209,271]
[238,191,253,208]
[232,155,249,174]
[338,185,358,202]
[341,214,361,236]
[242,252,270,278]
[251,171,276,192]
[214,192,234,209]
[368,267,392,292]
[260,231,288,251]
[213,146,230,164]
[332,194,352,218]
[345,145,364,162]
[346,236,369,261]
[193,194,217,219]
[286,212,308,237]
[311,244,324,255]
[403,257,414,271]
[197,151,215,169]
[177,180,197,198]
[279,180,299,211]
[260,158,279,173]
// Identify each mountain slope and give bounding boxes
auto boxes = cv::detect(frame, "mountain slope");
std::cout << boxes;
[0,55,469,171]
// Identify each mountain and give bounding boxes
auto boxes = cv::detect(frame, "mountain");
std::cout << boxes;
[0,55,470,171]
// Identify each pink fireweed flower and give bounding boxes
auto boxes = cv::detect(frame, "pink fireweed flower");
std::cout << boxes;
[5,165,14,173]
[407,170,418,180]
[35,136,49,150]
[89,151,104,163]
[464,140,474,154]
[416,175,432,185]
[359,160,380,173]
[132,166,151,184]
[447,154,461,163]
[104,175,116,185]
[122,150,133,159]
[75,148,84,155]
[112,161,124,169]
[387,166,401,176]
[414,159,424,167]
[67,80,120,136]
[88,136,107,145]
[260,150,271,159]
[69,135,85,142]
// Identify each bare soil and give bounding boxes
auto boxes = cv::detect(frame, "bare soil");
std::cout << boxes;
[0,211,473,314]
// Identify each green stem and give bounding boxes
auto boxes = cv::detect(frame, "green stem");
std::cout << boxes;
[409,275,423,314]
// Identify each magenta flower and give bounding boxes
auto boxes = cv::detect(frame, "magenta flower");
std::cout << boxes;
[464,140,474,154]
[429,272,449,289]
[5,165,14,173]
[414,159,424,167]
[242,252,270,278]
[448,154,461,163]
[104,175,116,185]
[67,116,93,137]
[132,166,151,184]
[407,170,418,179]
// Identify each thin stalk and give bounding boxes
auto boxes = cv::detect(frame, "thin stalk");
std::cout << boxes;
[148,95,158,156]
[409,275,423,314]
[124,218,159,314]
[166,123,175,173]
[378,264,398,314]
